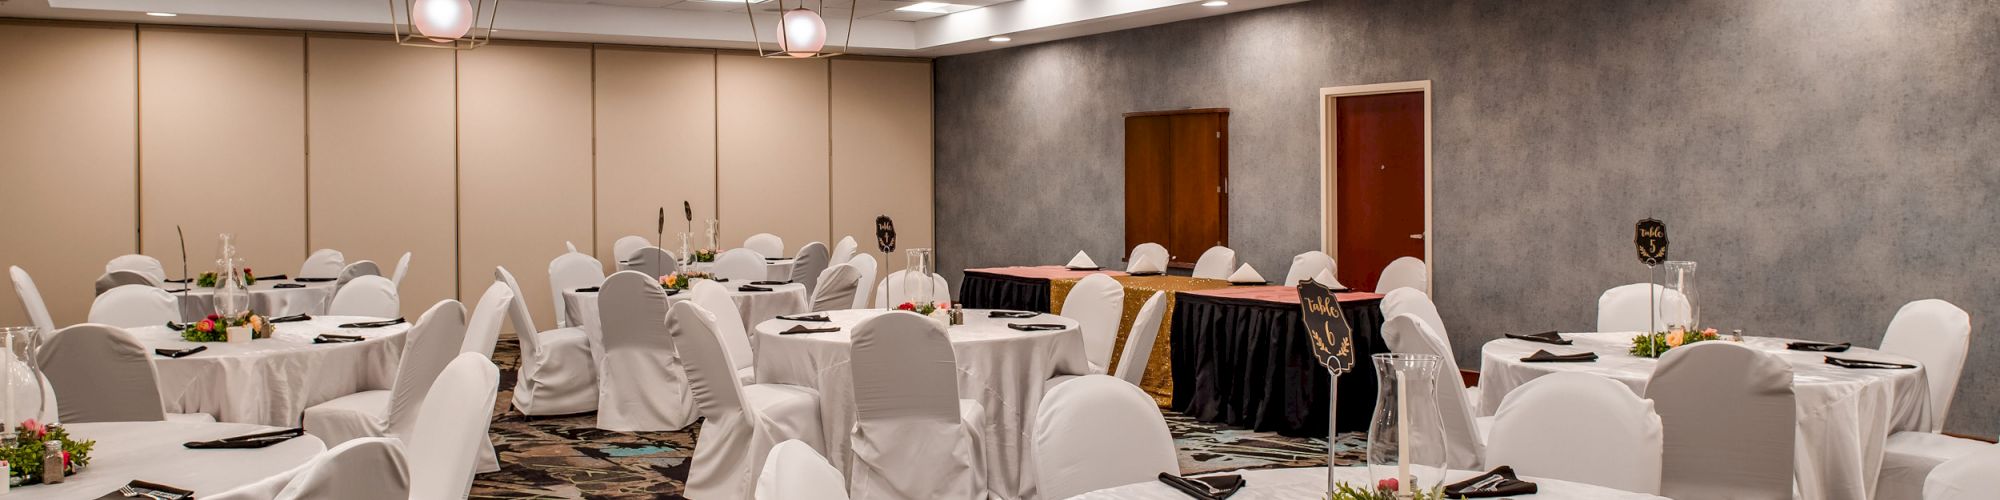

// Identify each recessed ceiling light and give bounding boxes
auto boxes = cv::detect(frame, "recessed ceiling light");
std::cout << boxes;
[896,2,957,14]
[1201,0,1229,6]
[146,12,178,17]
[988,36,1011,43]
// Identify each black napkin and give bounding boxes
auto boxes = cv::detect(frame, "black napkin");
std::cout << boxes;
[184,428,305,449]
[1156,472,1244,500]
[777,314,830,322]
[1520,349,1598,363]
[96,480,193,500]
[1065,266,1101,271]
[781,325,840,335]
[338,318,406,329]
[989,311,1040,319]
[314,334,366,344]
[712,278,731,283]
[738,285,773,292]
[1008,323,1066,332]
[764,257,789,261]
[165,320,189,330]
[751,280,792,286]
[573,286,600,293]
[664,289,683,296]
[155,346,207,358]
[1228,281,1267,286]
[1788,341,1852,352]
[294,277,337,283]
[1826,356,1917,369]
[269,313,312,323]
[1444,466,1539,498]
[162,288,190,293]
[1505,330,1573,345]
[1128,271,1165,277]
[254,274,289,281]
[165,278,193,284]
[273,283,307,289]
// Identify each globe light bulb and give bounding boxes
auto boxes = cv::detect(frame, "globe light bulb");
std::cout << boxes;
[777,7,827,58]
[413,0,474,43]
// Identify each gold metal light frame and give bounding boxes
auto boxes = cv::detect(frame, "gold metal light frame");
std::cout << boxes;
[744,0,856,59]
[389,0,503,50]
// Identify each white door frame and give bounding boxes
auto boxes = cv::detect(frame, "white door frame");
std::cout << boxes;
[1318,80,1433,290]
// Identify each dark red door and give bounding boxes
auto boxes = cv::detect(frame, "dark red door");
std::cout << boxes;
[1335,92,1425,292]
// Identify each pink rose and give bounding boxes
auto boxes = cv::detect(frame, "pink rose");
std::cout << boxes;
[1377,478,1398,491]
[197,319,216,333]
[21,418,45,439]
[897,302,916,311]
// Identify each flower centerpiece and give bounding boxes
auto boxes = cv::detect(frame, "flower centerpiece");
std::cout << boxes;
[3,419,94,486]
[692,249,718,263]
[1324,480,1453,500]
[659,271,716,291]
[897,301,959,325]
[1630,327,1720,358]
[181,312,276,342]
[195,267,257,288]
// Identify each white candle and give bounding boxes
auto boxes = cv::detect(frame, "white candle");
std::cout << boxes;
[1397,367,1411,493]
[3,334,13,428]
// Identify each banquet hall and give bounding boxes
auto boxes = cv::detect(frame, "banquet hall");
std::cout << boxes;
[2,0,1998,499]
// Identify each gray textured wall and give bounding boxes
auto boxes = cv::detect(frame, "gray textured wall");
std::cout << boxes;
[935,0,2000,437]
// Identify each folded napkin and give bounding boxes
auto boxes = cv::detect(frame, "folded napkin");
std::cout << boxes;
[663,289,683,296]
[1065,251,1100,270]
[155,346,207,358]
[184,428,305,449]
[165,278,193,284]
[1520,349,1598,363]
[781,325,840,335]
[989,311,1040,319]
[1156,472,1244,500]
[1127,254,1167,276]
[314,334,366,344]
[268,313,312,323]
[273,283,307,289]
[162,288,190,293]
[1226,264,1266,285]
[1311,268,1349,290]
[1008,323,1066,332]
[165,320,189,330]
[1787,341,1852,352]
[254,274,288,281]
[338,318,406,329]
[738,285,772,292]
[1505,330,1573,345]
[574,286,600,293]
[294,277,337,283]
[764,257,789,261]
[1826,356,1917,369]
[1444,465,1539,498]
[751,280,792,286]
[777,313,830,322]
[96,480,193,500]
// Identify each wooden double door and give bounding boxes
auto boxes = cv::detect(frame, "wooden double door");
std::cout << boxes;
[1124,109,1228,267]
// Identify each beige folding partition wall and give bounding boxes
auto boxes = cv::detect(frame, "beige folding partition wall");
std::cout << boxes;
[138,27,307,283]
[0,21,138,326]
[718,54,832,252]
[306,34,458,320]
[832,58,935,274]
[457,42,596,331]
[593,47,718,268]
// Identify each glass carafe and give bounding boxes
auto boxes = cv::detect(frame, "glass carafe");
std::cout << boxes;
[1369,353,1448,496]
[213,233,251,318]
[1663,260,1698,332]
[1,326,47,443]
[903,248,936,308]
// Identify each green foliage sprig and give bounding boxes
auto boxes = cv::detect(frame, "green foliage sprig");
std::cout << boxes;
[693,249,718,263]
[1629,328,1720,358]
[3,421,94,484]
[1325,481,1460,500]
[181,311,276,342]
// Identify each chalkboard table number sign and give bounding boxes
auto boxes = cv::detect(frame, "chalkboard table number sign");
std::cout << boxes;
[1298,280,1355,494]
[1634,218,1669,357]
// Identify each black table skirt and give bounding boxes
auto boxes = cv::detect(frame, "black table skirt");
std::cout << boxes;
[1171,293,1386,437]
[958,271,1054,313]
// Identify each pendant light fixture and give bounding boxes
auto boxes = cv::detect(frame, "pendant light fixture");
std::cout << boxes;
[390,0,502,49]
[745,0,853,58]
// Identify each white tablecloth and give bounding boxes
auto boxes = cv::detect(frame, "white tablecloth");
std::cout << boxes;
[685,258,797,282]
[0,421,324,499]
[170,280,336,322]
[1479,333,1933,500]
[754,309,1088,500]
[563,283,811,341]
[1068,466,1669,499]
[125,316,411,426]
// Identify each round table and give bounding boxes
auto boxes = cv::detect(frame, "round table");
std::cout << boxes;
[1479,333,1934,500]
[0,421,324,499]
[562,282,810,338]
[168,280,336,322]
[1067,466,1669,499]
[685,258,797,282]
[754,308,1088,500]
[125,316,411,427]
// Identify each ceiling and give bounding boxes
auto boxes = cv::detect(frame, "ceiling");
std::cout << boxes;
[0,0,1307,57]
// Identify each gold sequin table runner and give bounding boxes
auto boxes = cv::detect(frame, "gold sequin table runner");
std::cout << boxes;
[1049,274,1234,405]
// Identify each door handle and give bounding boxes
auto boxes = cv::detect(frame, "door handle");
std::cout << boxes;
[1409,234,1424,240]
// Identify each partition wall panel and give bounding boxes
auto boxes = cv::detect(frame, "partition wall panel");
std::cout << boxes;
[718,55,831,252]
[832,58,935,274]
[593,47,718,267]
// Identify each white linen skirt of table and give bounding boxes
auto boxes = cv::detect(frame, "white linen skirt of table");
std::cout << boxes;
[563,283,810,347]
[1066,466,1670,499]
[1479,333,1933,500]
[125,316,411,426]
[684,259,797,282]
[172,280,337,321]
[0,421,325,499]
[754,309,1089,500]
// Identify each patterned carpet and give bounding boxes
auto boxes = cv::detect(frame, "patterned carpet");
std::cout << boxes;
[472,337,1360,499]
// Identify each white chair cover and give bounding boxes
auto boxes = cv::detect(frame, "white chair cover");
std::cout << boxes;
[1381,287,1450,341]
[1127,242,1168,273]
[1879,432,1993,500]
[1190,246,1237,280]
[1924,445,2000,500]
[94,270,156,296]
[89,284,179,328]
[106,254,167,285]
[1284,251,1336,285]
[847,253,879,310]
[757,439,849,500]
[496,266,598,415]
[462,281,511,474]
[847,312,986,499]
[691,279,757,381]
[672,302,825,500]
[8,266,57,339]
[1485,372,1663,494]
[303,300,468,446]
[745,233,786,259]
[275,438,413,500]
[1595,283,1691,333]
[711,248,769,282]
[299,249,346,279]
[327,275,400,319]
[788,242,831,291]
[596,271,696,432]
[620,246,680,278]
[872,270,952,308]
[811,264,863,313]
[1035,374,1179,499]
[408,353,500,500]
[1380,313,1483,469]
[334,260,384,290]
[1062,273,1126,374]
[614,235,653,264]
[1646,341,1796,500]
[390,252,412,287]
[548,252,608,329]
[38,324,171,422]
[564,241,578,253]
[830,236,859,270]
[1376,256,1428,294]
[1113,291,1168,387]
[1877,299,1970,430]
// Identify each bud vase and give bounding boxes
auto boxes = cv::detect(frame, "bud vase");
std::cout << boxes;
[1369,353,1448,496]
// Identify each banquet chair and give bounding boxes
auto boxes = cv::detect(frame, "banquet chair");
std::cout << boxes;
[847,312,988,499]
[811,264,863,312]
[8,266,57,340]
[691,279,759,385]
[1875,299,1980,500]
[711,248,769,282]
[1047,290,1168,394]
[1378,287,1483,406]
[94,270,156,296]
[298,249,346,279]
[462,281,512,473]
[788,241,831,291]
[303,300,468,447]
[326,275,401,319]
[619,246,679,277]
[88,284,180,328]
[105,254,168,285]
[565,240,578,253]
[1190,246,1237,280]
[334,260,384,290]
[548,251,608,329]
[745,233,786,259]
[206,437,413,500]
[1061,273,1126,374]
[408,352,501,499]
[1034,374,1179,499]
[1284,251,1336,285]
[757,439,849,500]
[496,266,599,415]
[847,253,880,310]
[830,235,859,268]
[596,271,696,432]
[1127,242,1168,273]
[1595,283,1692,333]
[1381,313,1486,469]
[1485,372,1663,494]
[872,270,952,308]
[390,252,412,287]
[1646,341,1795,500]
[1924,445,2000,500]
[1376,256,1428,294]
[671,302,825,500]
[37,324,213,423]
[613,235,652,264]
